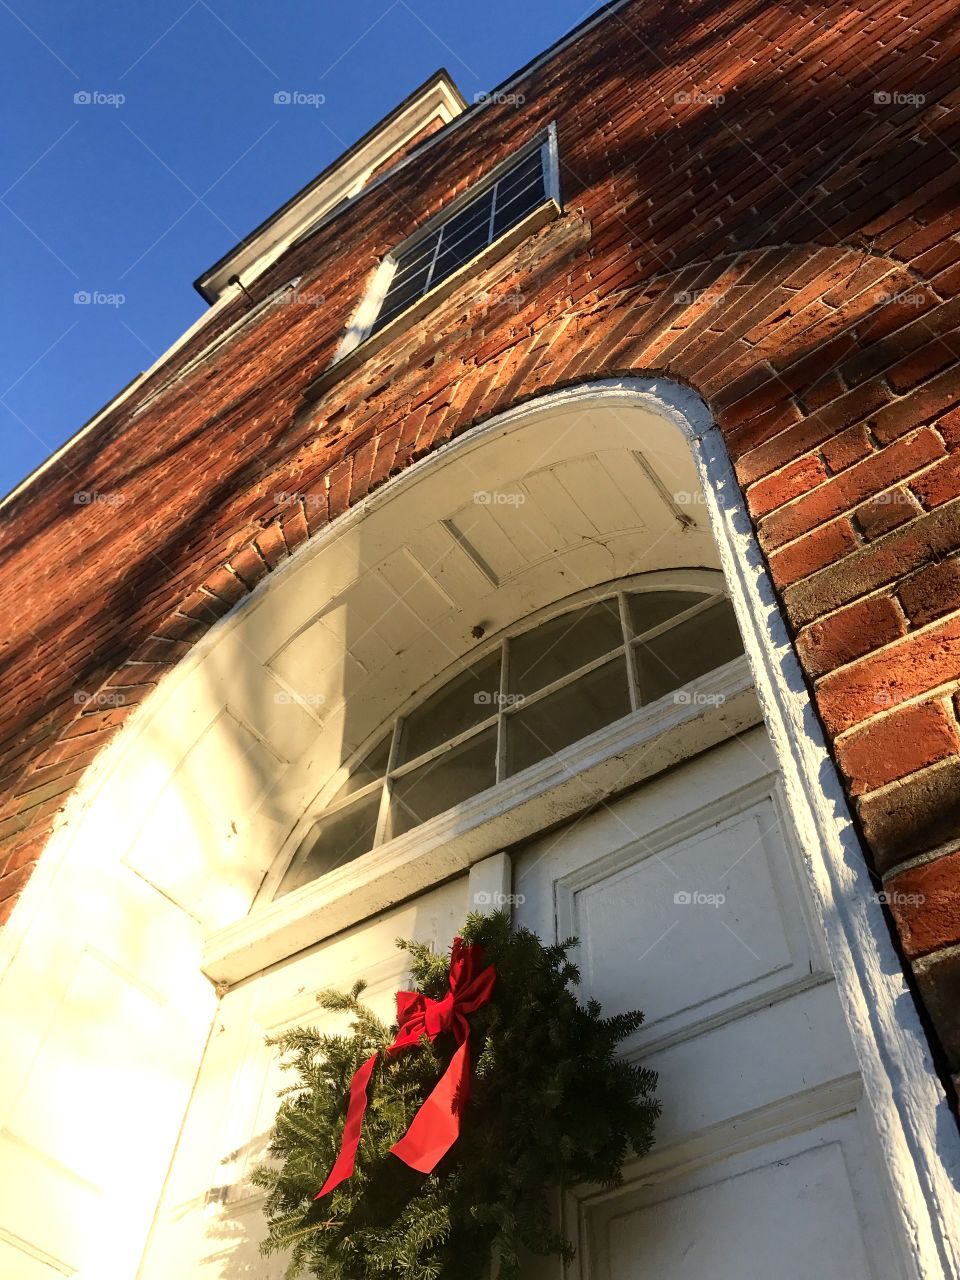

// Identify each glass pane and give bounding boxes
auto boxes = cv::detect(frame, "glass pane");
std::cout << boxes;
[634,599,744,705]
[399,650,502,764]
[492,160,547,239]
[508,599,623,696]
[495,150,544,204]
[377,266,432,328]
[389,727,497,838]
[276,789,382,896]
[505,658,631,776]
[432,194,493,281]
[627,590,709,638]
[329,733,392,803]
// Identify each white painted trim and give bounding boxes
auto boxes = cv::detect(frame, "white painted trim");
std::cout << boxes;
[195,74,466,303]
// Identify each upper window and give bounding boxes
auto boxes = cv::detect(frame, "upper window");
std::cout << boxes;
[330,128,560,366]
[275,582,745,897]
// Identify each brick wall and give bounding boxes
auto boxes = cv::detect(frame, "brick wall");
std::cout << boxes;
[3,0,960,1088]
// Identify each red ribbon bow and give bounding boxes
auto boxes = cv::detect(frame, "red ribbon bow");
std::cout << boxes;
[315,938,496,1198]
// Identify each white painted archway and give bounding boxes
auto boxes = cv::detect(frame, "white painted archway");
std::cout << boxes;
[0,379,957,1280]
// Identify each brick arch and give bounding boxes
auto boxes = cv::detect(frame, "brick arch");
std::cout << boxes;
[3,235,960,1084]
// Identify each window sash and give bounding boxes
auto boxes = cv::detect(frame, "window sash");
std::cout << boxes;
[369,134,554,337]
[275,586,740,896]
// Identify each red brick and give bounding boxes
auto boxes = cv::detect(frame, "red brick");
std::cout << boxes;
[767,517,858,589]
[795,593,907,677]
[870,366,960,443]
[837,699,960,795]
[911,452,960,508]
[886,850,960,958]
[818,615,960,735]
[821,426,873,473]
[760,429,944,551]
[855,486,922,539]
[898,555,960,626]
[746,453,827,518]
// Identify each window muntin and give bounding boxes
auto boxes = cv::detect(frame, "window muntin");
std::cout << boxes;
[367,135,555,338]
[275,584,745,898]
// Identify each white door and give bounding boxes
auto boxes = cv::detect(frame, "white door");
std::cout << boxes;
[139,729,912,1279]
[138,880,469,1279]
[515,727,910,1280]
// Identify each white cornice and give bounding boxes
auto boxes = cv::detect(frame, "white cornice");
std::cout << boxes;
[194,72,466,303]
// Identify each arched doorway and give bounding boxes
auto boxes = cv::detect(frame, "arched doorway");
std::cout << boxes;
[2,381,954,1280]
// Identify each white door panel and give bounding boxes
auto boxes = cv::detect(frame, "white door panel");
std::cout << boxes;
[138,881,467,1279]
[515,728,908,1280]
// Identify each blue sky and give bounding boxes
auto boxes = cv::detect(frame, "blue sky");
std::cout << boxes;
[0,0,607,499]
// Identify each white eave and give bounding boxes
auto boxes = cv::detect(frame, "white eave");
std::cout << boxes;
[193,70,466,303]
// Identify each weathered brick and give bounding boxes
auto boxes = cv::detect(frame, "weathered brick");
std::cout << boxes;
[746,453,827,518]
[855,486,922,539]
[818,615,960,734]
[837,699,960,795]
[767,517,859,588]
[898,555,960,626]
[795,593,907,677]
[886,849,960,958]
[759,428,945,550]
[859,756,960,875]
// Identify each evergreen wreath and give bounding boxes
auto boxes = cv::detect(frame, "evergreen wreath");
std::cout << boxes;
[253,910,659,1280]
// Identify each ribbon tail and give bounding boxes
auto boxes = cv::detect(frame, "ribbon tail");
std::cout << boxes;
[315,1053,378,1198]
[390,1039,470,1175]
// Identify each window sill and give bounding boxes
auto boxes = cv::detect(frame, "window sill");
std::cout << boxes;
[203,656,760,984]
[302,198,562,403]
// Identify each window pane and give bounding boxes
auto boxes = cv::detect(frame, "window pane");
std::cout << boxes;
[399,650,502,763]
[634,599,744,705]
[505,658,631,776]
[330,733,392,803]
[508,599,623,696]
[492,156,547,239]
[276,789,382,896]
[494,150,544,204]
[627,590,709,638]
[389,727,497,838]
[432,193,493,280]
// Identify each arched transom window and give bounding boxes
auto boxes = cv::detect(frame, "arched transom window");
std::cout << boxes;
[276,579,744,896]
